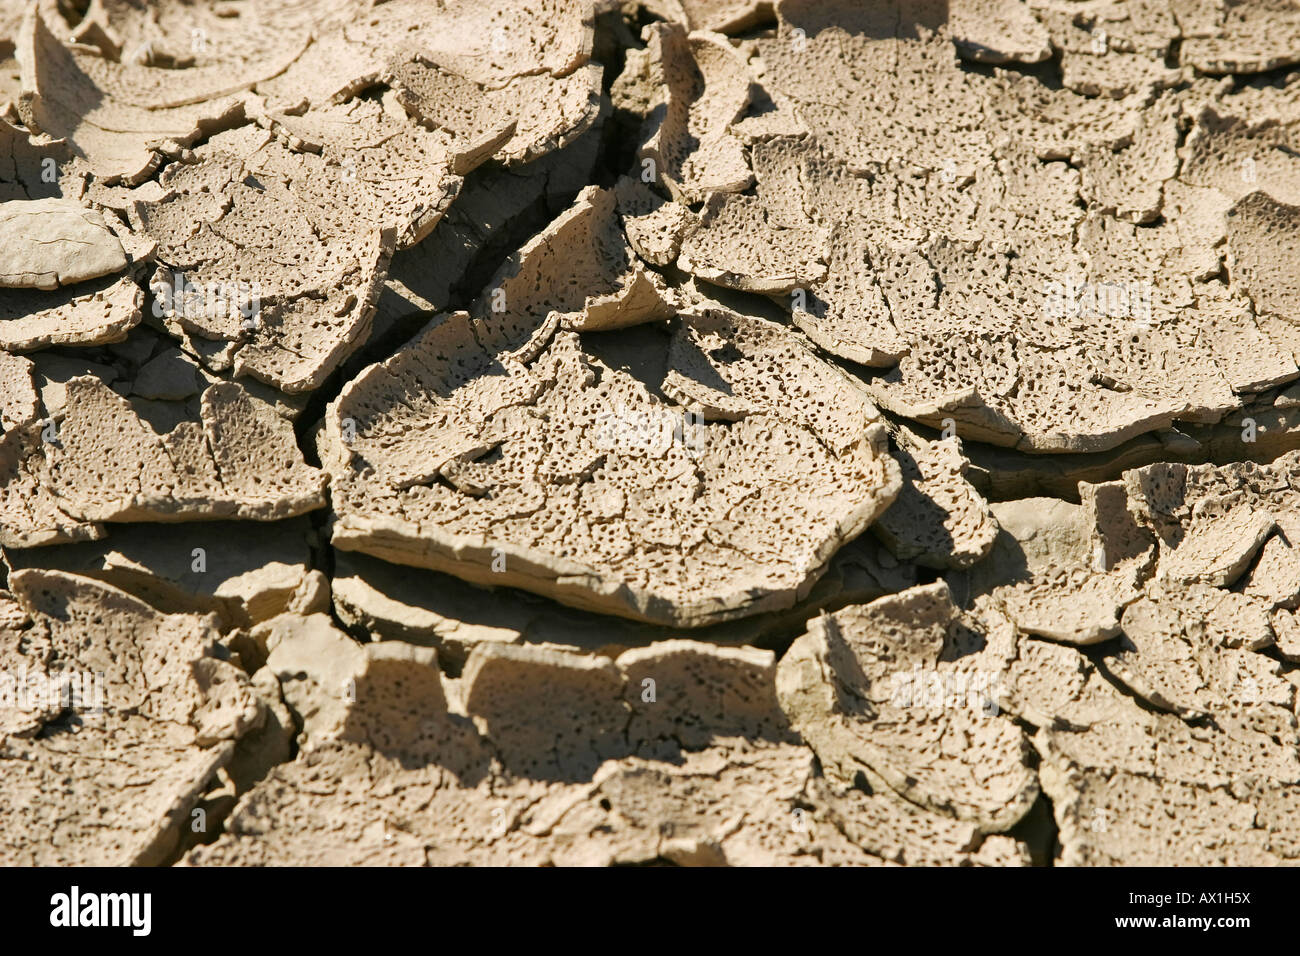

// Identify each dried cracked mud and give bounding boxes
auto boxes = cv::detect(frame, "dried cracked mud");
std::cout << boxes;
[4,0,1300,868]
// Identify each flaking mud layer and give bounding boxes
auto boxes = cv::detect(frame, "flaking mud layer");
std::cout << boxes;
[5,0,1300,867]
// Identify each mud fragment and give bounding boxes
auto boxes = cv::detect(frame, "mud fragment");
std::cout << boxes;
[0,569,261,864]
[324,195,899,627]
[777,583,1039,832]
[0,197,126,289]
[188,613,1029,866]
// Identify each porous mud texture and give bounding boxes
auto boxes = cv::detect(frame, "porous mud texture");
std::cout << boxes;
[4,0,1300,867]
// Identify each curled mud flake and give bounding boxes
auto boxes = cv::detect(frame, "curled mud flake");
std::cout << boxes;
[961,496,1090,598]
[621,22,755,205]
[1076,92,1182,224]
[1033,662,1300,864]
[1177,0,1300,76]
[1183,106,1300,207]
[190,613,1020,866]
[1226,189,1300,323]
[616,640,790,752]
[253,0,595,113]
[998,558,1146,645]
[0,349,40,432]
[0,197,126,289]
[1108,589,1291,719]
[0,448,105,548]
[950,0,1051,65]
[640,0,774,34]
[0,358,106,546]
[676,136,831,294]
[15,9,252,185]
[1040,759,1298,866]
[1192,290,1298,394]
[324,195,898,628]
[132,124,396,392]
[1155,497,1275,587]
[813,777,1032,867]
[661,304,885,453]
[615,175,697,268]
[1270,607,1300,660]
[8,517,323,630]
[1031,0,1182,99]
[49,0,324,109]
[331,535,915,673]
[463,643,629,782]
[873,427,999,570]
[1001,636,1143,731]
[754,1,990,175]
[974,490,1149,645]
[776,582,1039,832]
[1080,478,1157,572]
[249,94,477,248]
[0,569,261,865]
[1060,674,1297,787]
[387,55,603,168]
[39,374,324,523]
[476,185,674,337]
[1241,518,1300,609]
[0,274,142,351]
[0,115,73,203]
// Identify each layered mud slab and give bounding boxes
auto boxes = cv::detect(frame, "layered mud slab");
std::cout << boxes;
[4,0,1300,867]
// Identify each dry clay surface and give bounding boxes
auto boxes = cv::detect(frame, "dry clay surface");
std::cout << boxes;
[4,0,1300,867]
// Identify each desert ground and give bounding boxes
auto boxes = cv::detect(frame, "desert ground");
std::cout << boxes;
[2,0,1300,867]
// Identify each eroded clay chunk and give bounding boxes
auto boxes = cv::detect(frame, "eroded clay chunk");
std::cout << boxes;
[0,569,262,865]
[1182,106,1300,207]
[776,582,1039,831]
